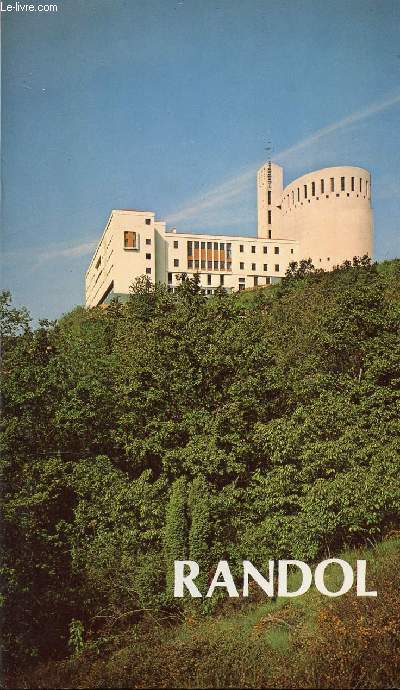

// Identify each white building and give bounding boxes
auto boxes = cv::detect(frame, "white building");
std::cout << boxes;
[85,162,373,307]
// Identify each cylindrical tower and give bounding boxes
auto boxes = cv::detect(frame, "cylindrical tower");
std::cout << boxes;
[280,166,373,269]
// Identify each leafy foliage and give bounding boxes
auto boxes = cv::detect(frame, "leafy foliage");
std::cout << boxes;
[1,257,400,674]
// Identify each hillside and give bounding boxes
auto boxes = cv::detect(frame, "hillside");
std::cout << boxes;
[12,539,400,688]
[1,257,400,687]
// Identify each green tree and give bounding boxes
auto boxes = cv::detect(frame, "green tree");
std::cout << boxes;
[163,477,188,600]
[188,476,212,595]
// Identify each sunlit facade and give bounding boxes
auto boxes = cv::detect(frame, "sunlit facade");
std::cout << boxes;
[85,162,373,307]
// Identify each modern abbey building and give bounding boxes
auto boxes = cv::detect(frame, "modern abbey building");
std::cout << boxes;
[85,162,373,307]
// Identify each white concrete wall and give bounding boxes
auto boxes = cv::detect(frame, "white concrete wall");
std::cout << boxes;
[163,231,297,292]
[86,210,158,307]
[279,166,373,269]
[85,163,373,306]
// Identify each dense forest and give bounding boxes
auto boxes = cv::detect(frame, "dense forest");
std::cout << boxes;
[1,257,400,687]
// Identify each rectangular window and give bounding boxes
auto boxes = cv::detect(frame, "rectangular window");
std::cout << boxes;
[173,240,178,248]
[238,284,245,291]
[239,277,245,283]
[268,210,272,224]
[341,176,345,191]
[220,274,224,286]
[366,180,369,197]
[207,260,212,269]
[267,190,271,204]
[187,241,193,256]
[201,260,206,269]
[188,260,193,269]
[124,231,137,249]
[292,190,294,203]
[274,246,279,255]
[146,253,151,260]
[207,274,212,285]
[240,262,244,269]
[194,241,199,250]
[268,230,272,239]
[145,218,151,225]
[146,267,151,274]
[214,242,218,250]
[275,264,279,272]
[195,259,199,269]
[263,246,268,254]
[207,241,212,250]
[201,241,205,250]
[312,181,315,196]
[251,245,256,253]
[351,177,355,191]
[360,178,362,192]
[227,262,232,271]
[214,261,218,270]
[263,263,268,271]
[304,184,308,199]
[227,243,232,259]
[330,177,335,192]
[240,244,244,252]
[174,258,179,267]
[254,276,258,286]
[95,256,101,269]
[297,188,300,201]
[252,263,256,271]
[146,238,151,245]
[220,262,225,270]
[168,272,172,283]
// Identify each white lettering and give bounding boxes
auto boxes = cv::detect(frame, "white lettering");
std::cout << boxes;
[174,560,202,598]
[206,560,239,598]
[278,560,312,597]
[314,558,354,597]
[356,560,377,597]
[243,560,274,597]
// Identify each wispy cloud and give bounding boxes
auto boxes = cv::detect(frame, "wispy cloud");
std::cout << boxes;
[166,90,400,228]
[4,240,97,265]
[167,168,255,225]
[277,90,400,162]
[36,240,97,261]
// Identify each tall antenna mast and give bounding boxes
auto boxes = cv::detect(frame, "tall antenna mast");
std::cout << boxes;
[265,139,273,164]
[265,140,273,190]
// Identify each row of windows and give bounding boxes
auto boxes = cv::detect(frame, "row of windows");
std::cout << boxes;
[179,262,280,273]
[239,244,279,254]
[283,176,370,206]
[168,273,274,288]
[187,240,232,272]
[240,262,279,272]
[184,240,283,257]
[188,259,232,270]
[187,240,233,256]
[169,272,227,286]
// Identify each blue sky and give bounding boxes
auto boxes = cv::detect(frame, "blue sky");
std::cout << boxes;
[2,0,400,322]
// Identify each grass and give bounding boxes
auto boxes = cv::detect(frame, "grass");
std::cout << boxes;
[8,538,400,689]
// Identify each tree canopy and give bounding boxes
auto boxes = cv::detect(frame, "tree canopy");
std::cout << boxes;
[1,258,399,672]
